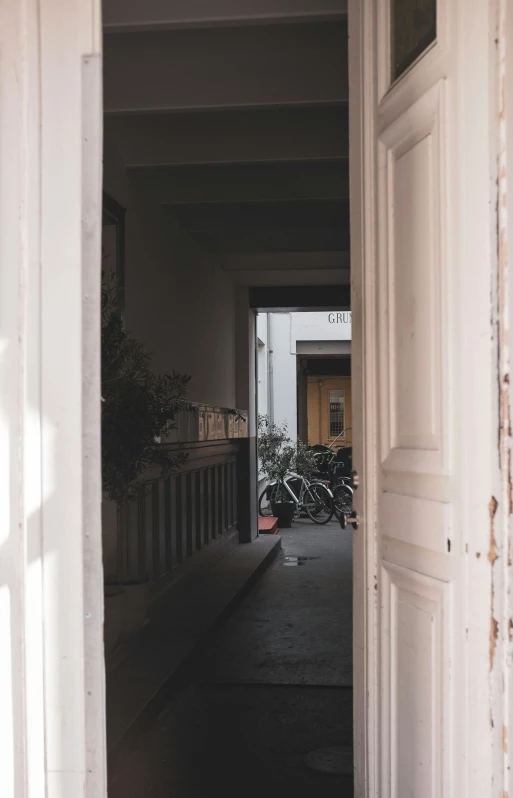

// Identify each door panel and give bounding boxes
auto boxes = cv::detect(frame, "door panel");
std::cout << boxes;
[381,563,447,798]
[349,0,495,795]
[376,12,451,796]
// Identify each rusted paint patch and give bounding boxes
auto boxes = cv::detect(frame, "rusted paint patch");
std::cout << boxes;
[489,496,499,566]
[489,497,499,672]
[491,616,499,673]
[490,9,512,790]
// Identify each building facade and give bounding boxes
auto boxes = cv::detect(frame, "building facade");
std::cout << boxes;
[256,311,352,445]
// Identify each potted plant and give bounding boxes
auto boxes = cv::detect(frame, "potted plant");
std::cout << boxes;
[101,271,191,646]
[257,417,299,527]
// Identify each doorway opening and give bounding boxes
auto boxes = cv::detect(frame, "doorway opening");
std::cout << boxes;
[102,4,352,796]
[253,304,354,707]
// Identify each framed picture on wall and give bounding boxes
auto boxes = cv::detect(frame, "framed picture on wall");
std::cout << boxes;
[102,192,126,319]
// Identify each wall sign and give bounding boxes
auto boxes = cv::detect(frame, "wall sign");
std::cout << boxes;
[328,312,352,324]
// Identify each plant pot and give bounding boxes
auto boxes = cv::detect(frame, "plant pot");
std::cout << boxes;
[271,501,295,529]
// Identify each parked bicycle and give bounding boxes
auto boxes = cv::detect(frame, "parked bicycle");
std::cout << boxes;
[332,479,354,521]
[258,471,334,524]
[309,430,354,522]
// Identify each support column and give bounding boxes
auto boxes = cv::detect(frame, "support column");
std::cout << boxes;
[297,358,309,443]
[235,287,258,543]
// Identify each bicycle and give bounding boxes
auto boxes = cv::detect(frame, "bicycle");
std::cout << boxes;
[258,471,334,524]
[332,479,353,521]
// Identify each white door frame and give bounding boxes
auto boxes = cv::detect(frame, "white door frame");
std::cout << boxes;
[348,2,380,792]
[2,0,512,795]
[0,1,106,795]
[349,1,512,795]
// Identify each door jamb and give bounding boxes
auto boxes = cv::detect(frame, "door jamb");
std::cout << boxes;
[348,1,379,795]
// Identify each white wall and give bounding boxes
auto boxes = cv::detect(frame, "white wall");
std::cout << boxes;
[256,313,268,419]
[257,311,352,444]
[291,310,352,344]
[269,313,298,439]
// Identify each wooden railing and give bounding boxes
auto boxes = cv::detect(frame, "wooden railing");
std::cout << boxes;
[105,406,248,586]
[118,441,239,584]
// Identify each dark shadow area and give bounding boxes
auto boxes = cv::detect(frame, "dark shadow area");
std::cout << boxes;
[108,521,353,797]
[102,3,352,792]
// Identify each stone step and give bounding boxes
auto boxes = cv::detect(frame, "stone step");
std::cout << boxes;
[107,534,281,763]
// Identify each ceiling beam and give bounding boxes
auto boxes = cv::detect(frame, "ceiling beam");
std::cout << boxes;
[249,283,350,310]
[104,23,348,113]
[133,160,349,204]
[226,268,349,287]
[194,227,349,253]
[103,0,347,33]
[220,251,349,272]
[104,106,348,167]
[169,199,349,233]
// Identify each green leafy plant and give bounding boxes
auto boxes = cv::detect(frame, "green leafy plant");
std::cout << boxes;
[294,439,319,478]
[257,416,292,484]
[102,270,191,581]
[258,416,318,488]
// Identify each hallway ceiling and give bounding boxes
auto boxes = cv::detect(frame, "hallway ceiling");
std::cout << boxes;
[103,0,349,287]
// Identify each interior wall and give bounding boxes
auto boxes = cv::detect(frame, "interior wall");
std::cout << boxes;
[102,157,238,578]
[103,166,237,409]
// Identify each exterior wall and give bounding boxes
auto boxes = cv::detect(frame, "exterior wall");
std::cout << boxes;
[269,313,298,437]
[257,311,352,443]
[307,376,353,447]
[291,310,352,344]
[256,313,268,419]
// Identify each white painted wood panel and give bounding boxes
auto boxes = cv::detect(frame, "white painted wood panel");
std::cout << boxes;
[350,0,502,795]
[379,82,448,477]
[381,492,451,553]
[0,1,105,796]
[381,563,448,798]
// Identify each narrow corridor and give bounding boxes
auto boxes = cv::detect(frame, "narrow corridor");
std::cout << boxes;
[108,521,353,797]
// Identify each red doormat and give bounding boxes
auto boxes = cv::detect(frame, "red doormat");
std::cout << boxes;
[258,516,279,535]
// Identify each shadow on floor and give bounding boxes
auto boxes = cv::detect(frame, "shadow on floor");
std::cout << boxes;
[108,520,354,797]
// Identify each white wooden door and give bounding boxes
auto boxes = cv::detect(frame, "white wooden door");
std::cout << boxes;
[349,1,501,796]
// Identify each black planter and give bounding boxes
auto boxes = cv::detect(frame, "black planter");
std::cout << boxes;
[271,501,295,528]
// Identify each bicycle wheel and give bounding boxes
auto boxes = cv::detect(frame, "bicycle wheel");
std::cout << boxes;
[333,483,353,520]
[304,483,334,524]
[258,486,274,517]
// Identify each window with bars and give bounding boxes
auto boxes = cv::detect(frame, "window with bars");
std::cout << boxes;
[329,390,345,437]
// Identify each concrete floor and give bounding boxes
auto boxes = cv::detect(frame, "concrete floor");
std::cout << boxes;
[108,520,353,797]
